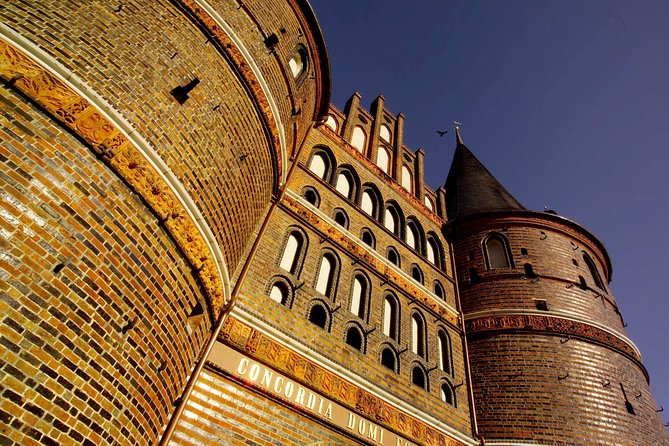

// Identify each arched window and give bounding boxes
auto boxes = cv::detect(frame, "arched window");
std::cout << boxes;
[426,235,442,267]
[380,347,397,372]
[335,172,352,198]
[308,303,328,329]
[438,330,452,374]
[401,165,412,192]
[351,126,366,152]
[484,234,512,269]
[382,295,399,341]
[333,208,348,228]
[441,383,455,406]
[288,46,307,79]
[406,219,423,253]
[324,115,338,132]
[361,228,375,248]
[583,252,605,289]
[361,190,375,216]
[308,147,335,182]
[349,275,369,320]
[279,230,306,274]
[434,281,445,300]
[345,326,364,351]
[411,264,423,284]
[384,208,396,233]
[269,283,287,304]
[376,146,390,173]
[424,196,435,212]
[387,247,400,266]
[360,185,382,220]
[302,186,320,207]
[412,366,426,389]
[411,313,426,358]
[315,253,337,297]
[379,124,391,143]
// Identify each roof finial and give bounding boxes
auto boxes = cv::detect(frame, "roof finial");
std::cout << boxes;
[454,121,464,145]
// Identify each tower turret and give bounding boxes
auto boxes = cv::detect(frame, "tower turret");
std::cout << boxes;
[446,134,669,445]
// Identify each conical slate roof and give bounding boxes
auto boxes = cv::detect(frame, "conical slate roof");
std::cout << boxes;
[444,130,525,220]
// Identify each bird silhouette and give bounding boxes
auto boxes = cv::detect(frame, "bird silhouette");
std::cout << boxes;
[436,130,448,137]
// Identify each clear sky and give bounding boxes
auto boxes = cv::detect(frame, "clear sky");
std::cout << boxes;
[311,0,669,414]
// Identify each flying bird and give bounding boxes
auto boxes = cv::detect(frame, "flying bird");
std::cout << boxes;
[436,130,448,137]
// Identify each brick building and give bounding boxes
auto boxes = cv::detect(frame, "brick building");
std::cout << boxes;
[0,1,667,445]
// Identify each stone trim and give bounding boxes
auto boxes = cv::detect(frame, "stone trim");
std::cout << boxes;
[218,316,472,446]
[0,37,228,316]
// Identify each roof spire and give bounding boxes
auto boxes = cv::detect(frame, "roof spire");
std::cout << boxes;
[454,122,464,146]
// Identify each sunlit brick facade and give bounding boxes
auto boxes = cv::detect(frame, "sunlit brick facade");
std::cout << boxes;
[1,1,667,445]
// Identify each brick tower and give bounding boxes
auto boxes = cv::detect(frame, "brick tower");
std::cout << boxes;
[446,130,669,445]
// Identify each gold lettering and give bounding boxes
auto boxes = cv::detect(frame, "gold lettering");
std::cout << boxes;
[273,377,284,393]
[358,418,367,435]
[347,412,356,430]
[379,429,384,444]
[367,425,378,442]
[306,392,317,410]
[261,370,273,388]
[249,364,260,381]
[323,402,332,420]
[317,398,324,414]
[284,381,294,399]
[294,387,306,406]
[237,358,249,375]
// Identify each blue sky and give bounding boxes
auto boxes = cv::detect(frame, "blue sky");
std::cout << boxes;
[312,0,669,414]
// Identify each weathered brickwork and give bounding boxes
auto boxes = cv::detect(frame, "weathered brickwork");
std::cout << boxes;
[1,87,209,444]
[453,211,669,444]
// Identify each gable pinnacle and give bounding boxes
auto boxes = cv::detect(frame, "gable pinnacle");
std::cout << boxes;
[454,122,464,146]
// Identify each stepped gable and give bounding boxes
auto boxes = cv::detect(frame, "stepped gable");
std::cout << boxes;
[444,129,525,220]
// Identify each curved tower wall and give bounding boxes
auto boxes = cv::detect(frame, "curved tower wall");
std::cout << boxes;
[453,212,669,445]
[0,0,328,444]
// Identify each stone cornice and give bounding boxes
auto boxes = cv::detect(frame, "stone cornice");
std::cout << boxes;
[0,34,228,316]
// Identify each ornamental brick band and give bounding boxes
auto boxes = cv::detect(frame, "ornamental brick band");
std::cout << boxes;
[465,313,647,379]
[219,316,468,446]
[0,39,226,315]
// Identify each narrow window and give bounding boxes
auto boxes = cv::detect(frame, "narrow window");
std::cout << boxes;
[361,229,375,247]
[412,366,426,389]
[427,240,436,264]
[269,283,287,304]
[401,165,412,192]
[387,247,400,266]
[336,172,352,198]
[485,235,511,269]
[351,126,366,152]
[438,330,452,374]
[524,263,537,278]
[324,115,338,132]
[434,281,445,300]
[315,255,335,296]
[381,347,396,372]
[578,275,588,290]
[279,233,302,273]
[384,208,396,233]
[411,265,423,284]
[346,326,363,351]
[302,187,319,206]
[379,124,391,143]
[309,153,327,179]
[308,304,327,329]
[349,276,366,319]
[361,190,375,216]
[411,314,425,358]
[382,296,398,340]
[583,252,605,289]
[406,224,418,249]
[376,146,390,173]
[288,47,307,79]
[441,384,455,406]
[333,209,348,228]
[424,196,434,212]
